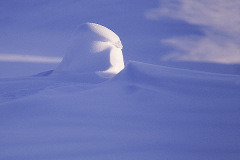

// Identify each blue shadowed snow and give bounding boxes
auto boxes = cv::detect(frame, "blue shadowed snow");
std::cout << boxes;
[0,1,240,159]
[0,61,240,159]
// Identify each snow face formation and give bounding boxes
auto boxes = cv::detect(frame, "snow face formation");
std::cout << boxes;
[55,23,124,78]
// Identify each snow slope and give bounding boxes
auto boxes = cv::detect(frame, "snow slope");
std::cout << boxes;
[0,61,240,160]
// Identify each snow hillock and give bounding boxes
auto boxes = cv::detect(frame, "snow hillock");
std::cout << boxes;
[55,23,124,78]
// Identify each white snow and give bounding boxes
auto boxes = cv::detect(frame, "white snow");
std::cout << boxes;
[55,23,124,78]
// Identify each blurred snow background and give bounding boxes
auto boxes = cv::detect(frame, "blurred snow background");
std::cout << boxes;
[0,0,240,77]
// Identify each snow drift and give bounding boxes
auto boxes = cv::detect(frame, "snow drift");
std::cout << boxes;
[55,23,124,78]
[0,61,240,160]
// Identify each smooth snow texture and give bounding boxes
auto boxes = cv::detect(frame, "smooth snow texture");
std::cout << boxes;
[0,61,240,160]
[55,23,124,78]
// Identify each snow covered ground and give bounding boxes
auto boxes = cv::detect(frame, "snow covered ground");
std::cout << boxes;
[0,22,240,159]
[1,1,240,159]
[1,60,240,160]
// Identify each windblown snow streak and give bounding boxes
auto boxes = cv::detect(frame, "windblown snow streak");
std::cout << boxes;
[0,54,62,63]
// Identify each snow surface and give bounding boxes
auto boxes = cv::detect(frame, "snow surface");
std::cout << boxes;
[0,1,240,159]
[55,23,124,78]
[0,60,240,160]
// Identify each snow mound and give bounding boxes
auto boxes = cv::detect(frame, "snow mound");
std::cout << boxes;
[55,23,124,78]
